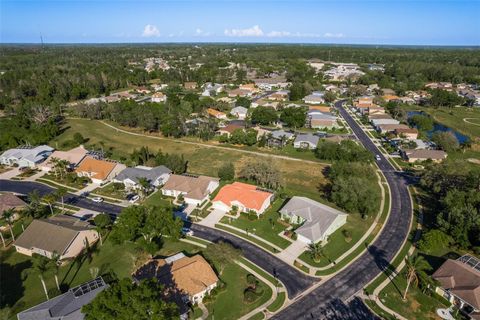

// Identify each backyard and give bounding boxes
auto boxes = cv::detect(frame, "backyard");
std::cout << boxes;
[50,119,329,196]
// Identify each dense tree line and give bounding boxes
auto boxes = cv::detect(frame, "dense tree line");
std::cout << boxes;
[420,161,480,251]
[315,140,373,162]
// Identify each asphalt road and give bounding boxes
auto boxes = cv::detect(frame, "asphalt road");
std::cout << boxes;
[0,179,315,299]
[270,101,413,319]
[0,180,122,217]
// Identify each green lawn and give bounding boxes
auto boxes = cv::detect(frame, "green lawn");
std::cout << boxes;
[205,263,272,320]
[40,173,86,190]
[51,119,329,196]
[143,190,174,207]
[299,212,374,267]
[267,292,286,312]
[92,183,127,200]
[0,237,200,318]
[379,268,449,320]
[219,199,292,249]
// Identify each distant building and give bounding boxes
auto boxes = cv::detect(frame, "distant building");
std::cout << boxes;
[184,82,198,90]
[294,133,320,149]
[402,149,448,163]
[207,108,227,120]
[151,92,167,103]
[216,124,244,137]
[230,106,248,120]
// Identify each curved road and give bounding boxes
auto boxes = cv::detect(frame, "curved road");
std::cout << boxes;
[0,179,315,299]
[270,101,413,319]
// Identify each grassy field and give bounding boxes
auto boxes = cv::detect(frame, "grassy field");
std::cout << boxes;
[205,263,272,320]
[219,198,292,249]
[51,119,328,196]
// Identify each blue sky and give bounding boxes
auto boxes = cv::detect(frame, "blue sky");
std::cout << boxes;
[1,0,479,45]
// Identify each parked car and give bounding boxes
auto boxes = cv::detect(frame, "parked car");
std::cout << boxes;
[182,227,194,236]
[376,155,381,161]
[92,197,104,203]
[129,195,140,203]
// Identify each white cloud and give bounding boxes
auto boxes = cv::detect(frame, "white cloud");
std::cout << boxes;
[267,30,291,37]
[195,28,211,36]
[142,24,160,37]
[224,25,264,37]
[323,32,345,38]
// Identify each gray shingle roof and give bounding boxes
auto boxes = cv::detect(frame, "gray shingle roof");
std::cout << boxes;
[294,133,320,146]
[270,130,294,140]
[17,277,108,320]
[280,197,347,242]
[115,165,171,184]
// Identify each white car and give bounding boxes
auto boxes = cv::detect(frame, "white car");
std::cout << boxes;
[182,228,194,236]
[92,197,104,203]
[129,195,140,203]
[375,155,381,161]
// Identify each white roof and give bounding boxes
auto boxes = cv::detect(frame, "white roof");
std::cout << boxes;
[0,145,54,164]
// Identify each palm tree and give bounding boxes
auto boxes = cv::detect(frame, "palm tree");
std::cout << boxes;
[403,254,431,300]
[308,242,324,263]
[0,230,5,248]
[27,190,41,217]
[3,208,16,241]
[137,177,150,198]
[48,251,61,291]
[42,193,58,215]
[33,254,50,300]
[55,187,68,212]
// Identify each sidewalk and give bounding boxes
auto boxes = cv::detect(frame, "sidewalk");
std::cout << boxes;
[198,208,227,227]
[276,239,306,265]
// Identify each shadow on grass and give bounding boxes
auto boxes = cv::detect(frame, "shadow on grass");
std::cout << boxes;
[0,257,32,309]
[367,245,403,296]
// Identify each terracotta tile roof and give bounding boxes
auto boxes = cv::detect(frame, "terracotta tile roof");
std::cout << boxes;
[75,156,118,181]
[213,182,273,212]
[207,108,226,118]
[308,106,331,113]
[433,259,480,309]
[0,193,27,213]
[133,254,218,297]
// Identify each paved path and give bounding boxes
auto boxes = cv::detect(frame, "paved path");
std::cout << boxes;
[271,100,413,319]
[98,120,327,165]
[196,302,209,320]
[276,239,307,265]
[198,208,226,227]
[0,167,20,180]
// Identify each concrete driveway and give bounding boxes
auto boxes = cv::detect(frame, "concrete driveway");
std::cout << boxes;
[198,208,226,227]
[0,167,20,180]
[276,239,307,265]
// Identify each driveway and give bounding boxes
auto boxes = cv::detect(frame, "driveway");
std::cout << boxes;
[276,239,307,265]
[0,167,20,180]
[198,208,226,227]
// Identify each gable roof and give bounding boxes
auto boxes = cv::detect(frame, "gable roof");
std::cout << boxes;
[14,215,94,256]
[280,196,347,242]
[44,146,88,169]
[217,124,243,134]
[433,258,480,309]
[75,157,118,181]
[230,106,248,114]
[133,254,218,297]
[404,149,448,160]
[294,133,320,146]
[162,174,218,200]
[115,165,171,184]
[207,108,226,118]
[17,277,108,320]
[270,130,295,140]
[0,193,27,213]
[213,182,273,211]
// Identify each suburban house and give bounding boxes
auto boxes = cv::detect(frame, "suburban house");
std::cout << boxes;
[308,105,331,113]
[251,99,280,110]
[402,149,448,163]
[0,145,54,168]
[17,277,108,320]
[14,215,99,260]
[368,114,393,121]
[228,88,252,98]
[370,117,400,128]
[207,108,227,120]
[294,133,320,149]
[161,174,219,205]
[216,123,244,137]
[239,83,256,92]
[184,82,198,90]
[377,124,410,134]
[113,165,172,190]
[133,252,218,308]
[382,95,400,102]
[75,156,126,184]
[306,110,338,129]
[432,255,480,320]
[267,90,289,101]
[0,193,27,220]
[202,83,224,96]
[41,145,89,172]
[212,182,274,215]
[230,106,248,120]
[279,196,348,244]
[267,130,295,147]
[303,94,325,105]
[253,77,290,90]
[394,128,419,140]
[151,92,167,103]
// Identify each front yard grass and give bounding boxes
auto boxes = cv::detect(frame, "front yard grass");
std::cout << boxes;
[143,190,174,207]
[41,173,86,190]
[219,199,292,250]
[204,263,272,320]
[92,182,127,200]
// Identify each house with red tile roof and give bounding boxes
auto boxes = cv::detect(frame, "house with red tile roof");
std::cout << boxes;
[212,182,274,215]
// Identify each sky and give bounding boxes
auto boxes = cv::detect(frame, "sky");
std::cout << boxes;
[1,0,479,46]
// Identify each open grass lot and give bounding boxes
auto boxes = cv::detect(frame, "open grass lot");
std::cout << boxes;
[205,263,272,320]
[51,119,329,196]
[378,268,449,320]
[219,198,292,249]
[423,107,480,139]
[0,237,201,319]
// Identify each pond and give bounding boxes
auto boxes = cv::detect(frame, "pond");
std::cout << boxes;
[407,111,470,144]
